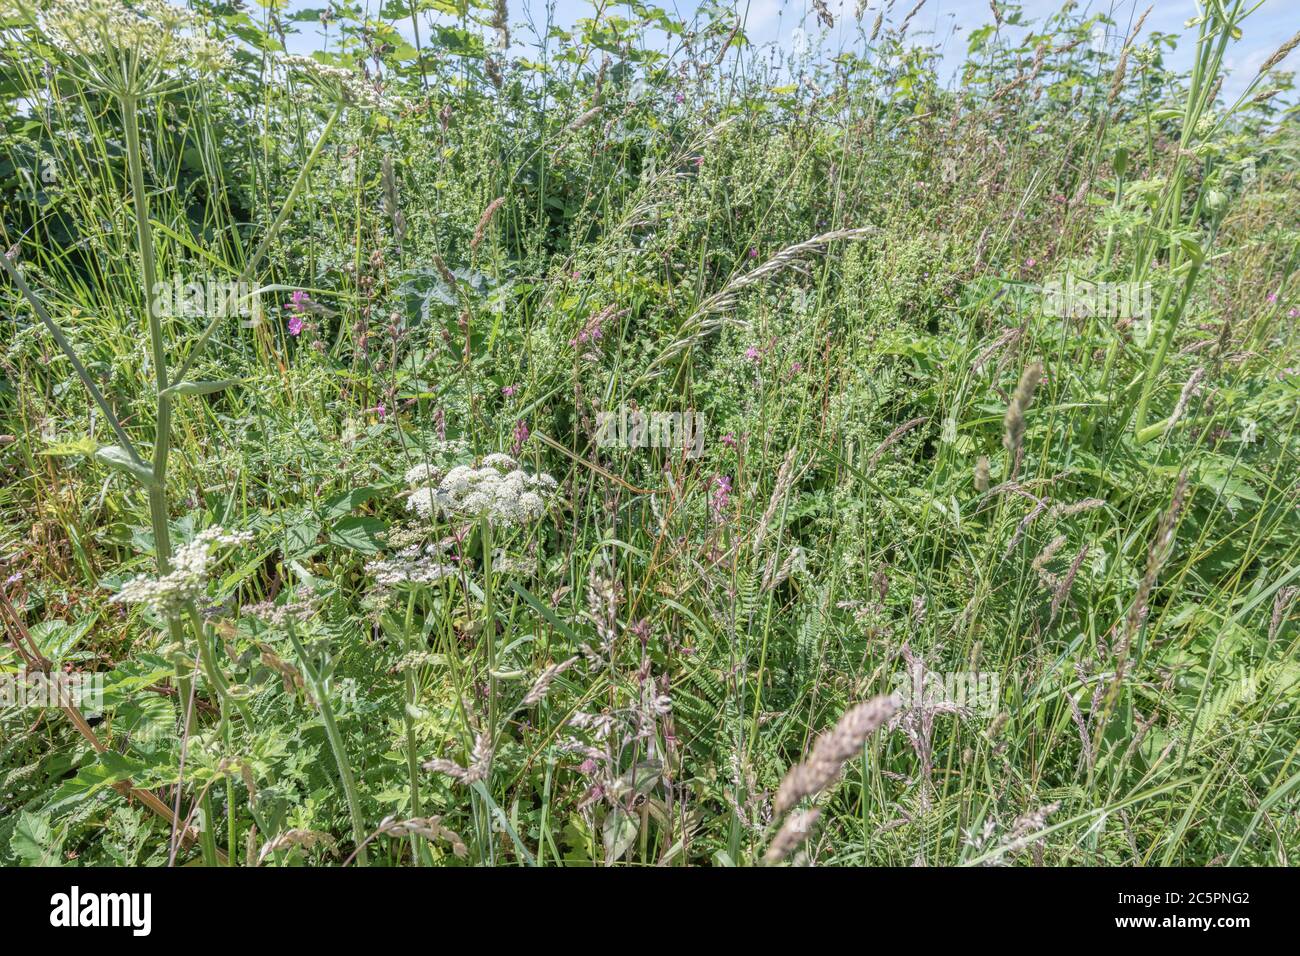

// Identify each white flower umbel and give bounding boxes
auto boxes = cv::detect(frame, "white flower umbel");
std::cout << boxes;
[365,545,458,587]
[112,526,252,615]
[403,462,443,487]
[281,54,391,109]
[36,0,231,92]
[405,453,557,527]
[401,439,472,493]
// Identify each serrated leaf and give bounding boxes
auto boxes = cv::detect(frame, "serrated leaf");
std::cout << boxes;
[328,515,386,553]
[47,751,146,812]
[11,811,63,866]
[323,487,376,520]
[40,435,98,457]
[284,517,322,559]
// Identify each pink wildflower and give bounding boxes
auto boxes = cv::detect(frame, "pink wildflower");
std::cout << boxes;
[511,419,530,456]
[710,475,732,521]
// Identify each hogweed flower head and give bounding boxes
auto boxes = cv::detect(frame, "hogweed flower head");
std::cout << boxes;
[244,592,319,628]
[406,453,556,526]
[112,526,252,615]
[34,0,229,93]
[365,544,458,587]
[282,54,389,109]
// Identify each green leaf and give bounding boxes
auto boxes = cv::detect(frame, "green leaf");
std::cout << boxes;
[47,752,146,812]
[99,658,178,710]
[328,515,386,553]
[12,811,63,866]
[40,436,98,457]
[94,445,158,488]
[1176,235,1206,263]
[601,806,638,864]
[29,614,97,664]
[284,517,323,559]
[161,378,241,398]
[323,487,376,520]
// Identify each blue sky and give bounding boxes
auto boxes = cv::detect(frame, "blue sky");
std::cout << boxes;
[284,0,1298,102]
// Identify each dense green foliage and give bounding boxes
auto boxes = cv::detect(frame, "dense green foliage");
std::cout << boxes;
[1,0,1299,866]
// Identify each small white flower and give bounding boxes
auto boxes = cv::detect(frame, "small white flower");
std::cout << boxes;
[409,455,557,526]
[366,545,457,586]
[404,462,443,487]
[112,526,252,615]
[405,487,441,518]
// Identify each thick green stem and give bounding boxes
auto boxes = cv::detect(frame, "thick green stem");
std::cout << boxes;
[482,518,496,763]
[1134,258,1201,433]
[186,606,253,727]
[198,790,220,866]
[123,92,178,572]
[401,590,426,864]
[121,94,209,753]
[285,621,369,866]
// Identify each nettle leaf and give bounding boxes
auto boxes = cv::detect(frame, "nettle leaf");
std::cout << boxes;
[47,752,146,812]
[99,656,178,710]
[323,487,376,520]
[11,811,63,866]
[114,696,180,760]
[29,614,97,664]
[328,515,386,553]
[284,516,323,559]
